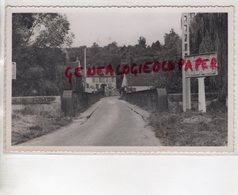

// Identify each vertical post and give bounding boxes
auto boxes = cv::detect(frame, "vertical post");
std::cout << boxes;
[198,77,206,112]
[84,47,87,91]
[182,13,191,111]
[12,62,16,80]
[84,47,87,77]
[182,61,187,112]
[74,57,81,91]
[186,78,191,109]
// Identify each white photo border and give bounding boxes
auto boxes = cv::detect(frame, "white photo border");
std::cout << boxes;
[4,5,235,154]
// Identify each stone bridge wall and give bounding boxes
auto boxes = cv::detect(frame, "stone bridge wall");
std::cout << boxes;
[61,90,103,117]
[123,90,218,113]
[122,88,168,112]
[12,96,61,117]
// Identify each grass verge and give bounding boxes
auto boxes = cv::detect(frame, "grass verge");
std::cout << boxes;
[148,111,227,146]
[12,109,72,145]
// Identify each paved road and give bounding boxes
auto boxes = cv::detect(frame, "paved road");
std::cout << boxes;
[21,97,160,146]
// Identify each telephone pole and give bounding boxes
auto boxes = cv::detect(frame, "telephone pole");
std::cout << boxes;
[84,47,87,91]
[181,13,192,111]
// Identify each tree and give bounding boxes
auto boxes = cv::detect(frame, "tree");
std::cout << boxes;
[151,40,161,51]
[190,13,228,101]
[12,13,36,49]
[106,41,119,54]
[157,29,182,93]
[91,42,100,56]
[163,29,180,51]
[138,36,147,48]
[34,14,74,48]
[13,13,74,49]
[12,13,74,96]
[12,47,67,96]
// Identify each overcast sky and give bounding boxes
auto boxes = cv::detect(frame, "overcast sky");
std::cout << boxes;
[64,10,182,47]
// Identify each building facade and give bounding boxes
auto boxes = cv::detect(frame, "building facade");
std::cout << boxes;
[85,75,117,96]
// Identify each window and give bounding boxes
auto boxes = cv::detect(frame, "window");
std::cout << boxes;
[185,34,187,42]
[184,15,187,23]
[184,25,187,32]
[185,44,188,51]
[92,77,95,82]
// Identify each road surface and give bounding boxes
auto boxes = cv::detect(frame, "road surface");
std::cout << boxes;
[21,97,160,146]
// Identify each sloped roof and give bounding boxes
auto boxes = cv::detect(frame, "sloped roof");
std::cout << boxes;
[126,72,161,86]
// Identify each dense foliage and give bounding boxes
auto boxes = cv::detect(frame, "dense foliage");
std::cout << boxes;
[12,13,74,96]
[190,13,228,100]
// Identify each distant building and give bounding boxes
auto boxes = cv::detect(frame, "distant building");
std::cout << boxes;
[120,56,161,93]
[65,59,117,95]
[88,75,117,96]
[121,73,156,93]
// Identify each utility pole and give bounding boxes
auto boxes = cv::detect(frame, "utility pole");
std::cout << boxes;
[181,13,192,111]
[84,47,87,77]
[84,47,87,91]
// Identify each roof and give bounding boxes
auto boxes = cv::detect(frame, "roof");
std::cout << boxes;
[126,72,161,87]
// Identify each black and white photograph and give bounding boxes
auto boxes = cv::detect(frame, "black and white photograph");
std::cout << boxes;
[5,7,234,152]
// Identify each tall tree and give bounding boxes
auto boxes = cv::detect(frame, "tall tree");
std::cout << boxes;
[12,13,74,96]
[91,42,100,56]
[190,13,228,101]
[159,29,182,93]
[138,36,147,48]
[12,13,74,49]
[151,40,161,51]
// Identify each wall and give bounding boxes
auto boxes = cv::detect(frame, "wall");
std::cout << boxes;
[126,86,153,93]
[122,88,168,112]
[123,90,219,113]
[72,91,102,116]
[61,90,102,117]
[12,96,61,117]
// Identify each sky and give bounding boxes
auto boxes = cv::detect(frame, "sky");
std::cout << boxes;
[64,9,182,47]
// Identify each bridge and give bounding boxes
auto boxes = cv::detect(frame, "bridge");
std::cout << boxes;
[21,96,161,146]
